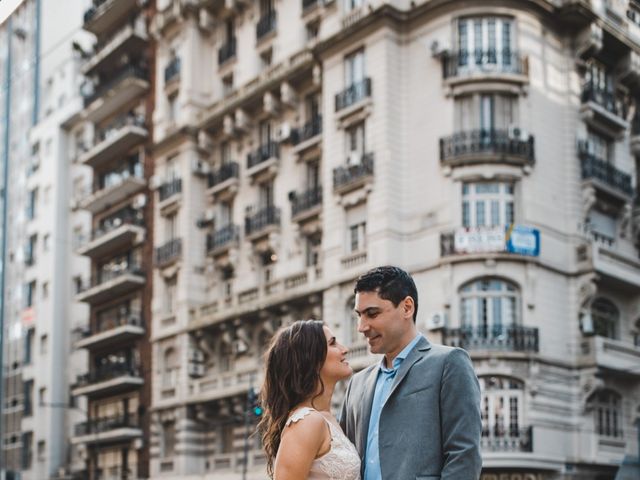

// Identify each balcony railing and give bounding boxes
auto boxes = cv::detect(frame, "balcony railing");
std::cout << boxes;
[74,363,140,388]
[94,113,146,146]
[481,426,533,452]
[75,412,140,436]
[578,146,634,197]
[442,49,527,79]
[291,115,322,145]
[93,466,137,480]
[77,264,144,294]
[208,162,239,188]
[581,82,627,119]
[247,142,279,169]
[245,206,280,236]
[83,0,110,23]
[164,57,181,83]
[81,311,143,338]
[442,325,539,353]
[439,129,535,165]
[303,0,320,9]
[155,238,182,266]
[158,178,182,202]
[206,225,240,253]
[335,78,372,111]
[291,186,322,217]
[218,38,237,65]
[333,153,374,191]
[88,214,144,244]
[83,65,148,107]
[256,11,277,40]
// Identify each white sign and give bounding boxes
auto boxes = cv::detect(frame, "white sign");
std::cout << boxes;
[454,227,506,254]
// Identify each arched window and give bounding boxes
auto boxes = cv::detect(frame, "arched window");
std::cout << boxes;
[589,389,623,438]
[460,278,519,337]
[479,376,524,442]
[591,298,619,340]
[162,348,177,389]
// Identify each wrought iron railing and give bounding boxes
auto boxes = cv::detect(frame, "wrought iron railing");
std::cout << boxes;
[439,129,535,164]
[442,325,539,352]
[581,81,627,119]
[208,162,239,188]
[291,187,322,217]
[158,178,182,201]
[245,206,280,236]
[577,145,634,197]
[155,238,182,266]
[218,38,237,65]
[74,363,140,387]
[77,264,144,293]
[83,65,148,107]
[206,225,240,252]
[481,425,533,452]
[247,142,279,169]
[442,49,527,79]
[81,310,144,338]
[335,78,372,111]
[291,115,322,145]
[333,153,374,190]
[75,412,140,436]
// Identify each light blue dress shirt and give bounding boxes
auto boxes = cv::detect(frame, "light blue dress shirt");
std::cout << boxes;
[364,334,423,480]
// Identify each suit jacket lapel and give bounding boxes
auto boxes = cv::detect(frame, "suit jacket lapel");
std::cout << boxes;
[385,336,431,402]
[359,365,380,456]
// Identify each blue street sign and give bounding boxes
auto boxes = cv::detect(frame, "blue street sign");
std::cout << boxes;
[506,225,540,257]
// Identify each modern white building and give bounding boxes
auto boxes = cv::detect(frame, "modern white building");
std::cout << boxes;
[146,0,640,479]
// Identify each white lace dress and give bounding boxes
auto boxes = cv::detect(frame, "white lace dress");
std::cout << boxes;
[285,407,361,480]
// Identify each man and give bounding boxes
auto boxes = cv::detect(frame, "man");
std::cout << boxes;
[340,266,482,479]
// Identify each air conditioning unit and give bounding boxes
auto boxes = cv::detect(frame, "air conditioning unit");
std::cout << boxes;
[196,209,215,228]
[191,158,211,177]
[188,348,205,363]
[426,311,447,331]
[233,339,248,355]
[187,362,205,377]
[507,125,528,140]
[347,151,362,166]
[276,122,291,142]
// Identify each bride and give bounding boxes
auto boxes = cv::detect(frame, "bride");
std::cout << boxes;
[258,320,361,480]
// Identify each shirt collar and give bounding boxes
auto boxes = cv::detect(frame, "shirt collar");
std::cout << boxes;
[378,333,423,373]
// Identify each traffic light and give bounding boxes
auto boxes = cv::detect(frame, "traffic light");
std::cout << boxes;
[247,387,263,418]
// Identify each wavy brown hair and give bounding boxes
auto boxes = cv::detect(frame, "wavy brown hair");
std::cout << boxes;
[257,320,327,478]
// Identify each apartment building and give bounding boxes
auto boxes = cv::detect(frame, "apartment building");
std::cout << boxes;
[145,0,640,479]
[66,0,157,479]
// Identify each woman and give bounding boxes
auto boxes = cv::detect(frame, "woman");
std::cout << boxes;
[258,320,361,479]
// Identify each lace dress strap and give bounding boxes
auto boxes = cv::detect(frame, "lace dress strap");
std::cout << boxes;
[285,407,317,427]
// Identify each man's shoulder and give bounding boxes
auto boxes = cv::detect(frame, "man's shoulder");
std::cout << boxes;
[349,363,377,387]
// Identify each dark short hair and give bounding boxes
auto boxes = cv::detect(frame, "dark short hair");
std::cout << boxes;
[354,266,418,322]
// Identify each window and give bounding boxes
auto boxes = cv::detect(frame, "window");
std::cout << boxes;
[591,298,619,339]
[165,277,177,314]
[220,424,235,454]
[162,348,178,390]
[344,49,365,86]
[220,142,232,165]
[346,205,366,253]
[24,280,36,308]
[259,120,273,147]
[589,209,616,246]
[260,0,274,15]
[162,421,176,457]
[40,334,48,354]
[42,234,50,252]
[260,181,274,208]
[590,389,623,438]
[37,440,45,461]
[21,431,33,469]
[26,188,38,220]
[345,0,364,13]
[25,234,36,266]
[455,94,516,132]
[462,182,515,228]
[586,129,611,163]
[345,122,365,161]
[23,328,34,365]
[457,17,514,69]
[224,18,234,44]
[306,233,321,267]
[479,376,524,439]
[222,74,234,96]
[305,92,321,122]
[166,213,178,241]
[585,59,613,95]
[460,278,519,336]
[38,387,46,405]
[23,380,34,416]
[42,282,49,300]
[168,95,177,123]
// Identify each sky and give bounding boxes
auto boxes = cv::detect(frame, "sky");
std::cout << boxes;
[0,0,24,25]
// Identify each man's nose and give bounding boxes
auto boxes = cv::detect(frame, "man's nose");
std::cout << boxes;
[357,317,368,333]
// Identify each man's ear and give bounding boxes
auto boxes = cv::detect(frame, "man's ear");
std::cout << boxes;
[403,296,415,320]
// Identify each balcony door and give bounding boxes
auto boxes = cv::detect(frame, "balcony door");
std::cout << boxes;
[344,49,365,87]
[460,278,519,338]
[479,376,524,439]
[457,17,514,69]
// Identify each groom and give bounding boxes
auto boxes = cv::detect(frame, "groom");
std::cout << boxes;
[340,266,482,479]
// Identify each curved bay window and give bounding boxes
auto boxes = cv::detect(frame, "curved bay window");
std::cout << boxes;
[591,298,619,339]
[456,17,515,72]
[479,376,531,451]
[461,278,518,337]
[589,389,623,439]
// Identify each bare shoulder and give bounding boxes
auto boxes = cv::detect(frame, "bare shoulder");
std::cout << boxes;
[282,408,327,442]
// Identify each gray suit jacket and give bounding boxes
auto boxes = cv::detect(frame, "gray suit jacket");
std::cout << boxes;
[339,336,482,480]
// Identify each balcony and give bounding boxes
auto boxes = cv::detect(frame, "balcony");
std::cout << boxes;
[188,368,258,403]
[481,426,533,452]
[72,413,141,445]
[91,466,137,480]
[333,153,374,194]
[76,312,144,350]
[578,145,634,201]
[245,206,280,240]
[581,336,640,378]
[247,142,279,178]
[80,172,146,215]
[83,0,139,37]
[442,49,528,86]
[442,325,539,353]
[580,82,628,135]
[206,162,239,198]
[218,38,237,66]
[75,265,145,305]
[256,11,277,41]
[83,65,149,123]
[291,186,322,222]
[77,216,145,259]
[291,115,322,152]
[335,78,372,112]
[71,364,143,397]
[439,129,535,168]
[206,225,240,256]
[158,178,182,203]
[83,15,148,76]
[155,238,182,268]
[79,114,148,169]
